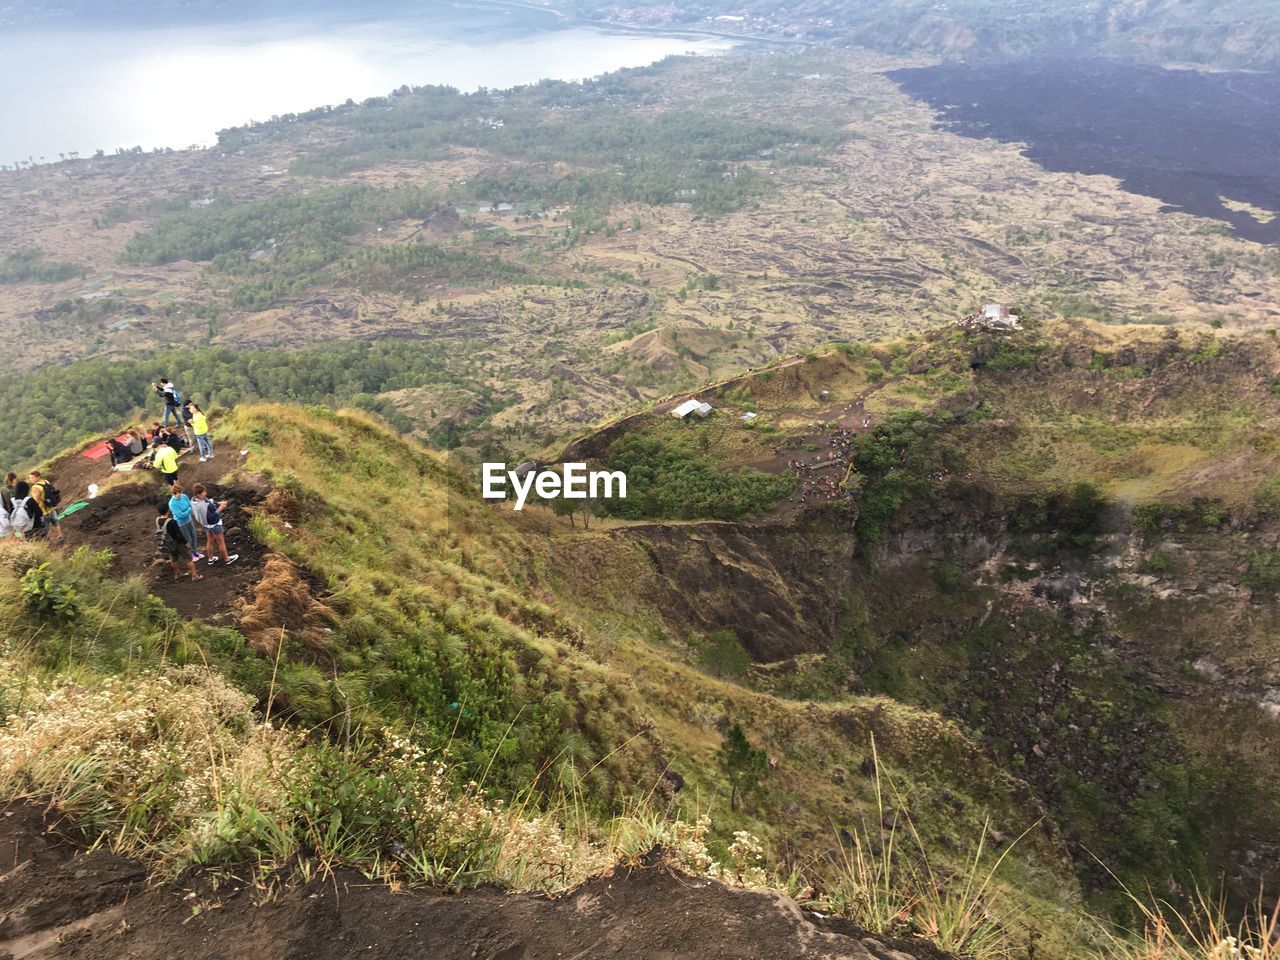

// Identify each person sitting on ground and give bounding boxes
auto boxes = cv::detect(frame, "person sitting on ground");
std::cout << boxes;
[152,422,188,450]
[155,503,202,582]
[152,438,180,486]
[168,482,204,562]
[106,436,132,468]
[27,471,62,544]
[8,481,43,539]
[127,429,147,457]
[192,483,238,565]
[186,402,214,461]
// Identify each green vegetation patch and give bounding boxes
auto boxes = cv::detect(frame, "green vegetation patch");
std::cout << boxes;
[119,183,556,310]
[599,427,793,521]
[0,248,86,284]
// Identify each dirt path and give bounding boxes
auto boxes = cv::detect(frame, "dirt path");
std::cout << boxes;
[0,802,940,960]
[37,444,270,620]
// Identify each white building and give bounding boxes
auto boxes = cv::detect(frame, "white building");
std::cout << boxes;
[982,303,1022,330]
[671,398,714,419]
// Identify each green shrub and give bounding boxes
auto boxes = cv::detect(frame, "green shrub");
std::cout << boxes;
[0,248,86,283]
[1243,549,1280,591]
[20,563,81,623]
[697,629,750,678]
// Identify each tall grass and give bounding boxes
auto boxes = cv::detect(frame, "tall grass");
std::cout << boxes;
[822,738,1026,960]
[1097,884,1279,960]
[0,644,762,895]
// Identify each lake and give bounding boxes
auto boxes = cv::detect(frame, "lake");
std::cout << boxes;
[890,59,1280,245]
[0,1,734,163]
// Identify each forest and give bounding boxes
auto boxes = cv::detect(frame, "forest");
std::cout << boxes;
[226,75,844,218]
[119,183,553,310]
[0,339,495,469]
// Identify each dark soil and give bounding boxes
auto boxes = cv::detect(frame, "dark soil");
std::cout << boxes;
[0,801,934,960]
[39,446,269,620]
[889,59,1280,244]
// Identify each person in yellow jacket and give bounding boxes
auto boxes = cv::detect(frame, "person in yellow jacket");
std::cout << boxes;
[27,470,62,544]
[152,440,180,485]
[186,402,214,462]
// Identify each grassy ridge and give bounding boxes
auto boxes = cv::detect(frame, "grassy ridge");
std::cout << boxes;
[0,400,1086,957]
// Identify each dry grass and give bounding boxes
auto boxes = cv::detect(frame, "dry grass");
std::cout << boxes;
[1098,889,1280,960]
[234,554,337,656]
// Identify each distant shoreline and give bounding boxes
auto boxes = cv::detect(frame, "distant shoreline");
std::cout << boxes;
[0,0,756,163]
[472,0,802,49]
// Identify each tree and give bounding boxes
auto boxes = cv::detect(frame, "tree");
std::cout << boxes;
[717,721,767,812]
[551,495,577,527]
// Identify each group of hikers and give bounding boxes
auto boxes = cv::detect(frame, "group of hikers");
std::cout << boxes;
[156,482,238,582]
[102,379,216,478]
[145,378,239,580]
[3,375,240,584]
[0,470,63,541]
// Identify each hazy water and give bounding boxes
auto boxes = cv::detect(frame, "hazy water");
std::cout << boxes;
[0,2,733,162]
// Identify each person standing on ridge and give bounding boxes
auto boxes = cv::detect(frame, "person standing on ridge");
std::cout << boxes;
[8,481,43,539]
[153,378,187,429]
[27,471,62,544]
[156,504,202,582]
[186,402,214,461]
[192,484,238,565]
[168,482,204,562]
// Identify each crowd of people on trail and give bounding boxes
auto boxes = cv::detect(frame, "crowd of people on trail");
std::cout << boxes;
[146,378,237,580]
[0,470,64,541]
[783,430,863,504]
[4,375,239,586]
[100,379,217,478]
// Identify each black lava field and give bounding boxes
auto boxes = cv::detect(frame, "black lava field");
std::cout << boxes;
[890,59,1280,245]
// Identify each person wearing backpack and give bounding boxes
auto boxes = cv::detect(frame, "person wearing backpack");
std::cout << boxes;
[192,484,238,565]
[155,503,202,581]
[153,378,188,429]
[27,471,61,544]
[9,481,42,539]
[186,402,214,461]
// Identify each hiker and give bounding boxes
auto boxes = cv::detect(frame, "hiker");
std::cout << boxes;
[8,481,42,539]
[106,436,132,468]
[168,482,204,561]
[152,422,185,450]
[152,438,180,485]
[0,472,15,517]
[0,474,16,539]
[192,484,238,565]
[127,429,147,457]
[153,378,188,429]
[155,503,202,582]
[27,471,62,544]
[186,402,214,461]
